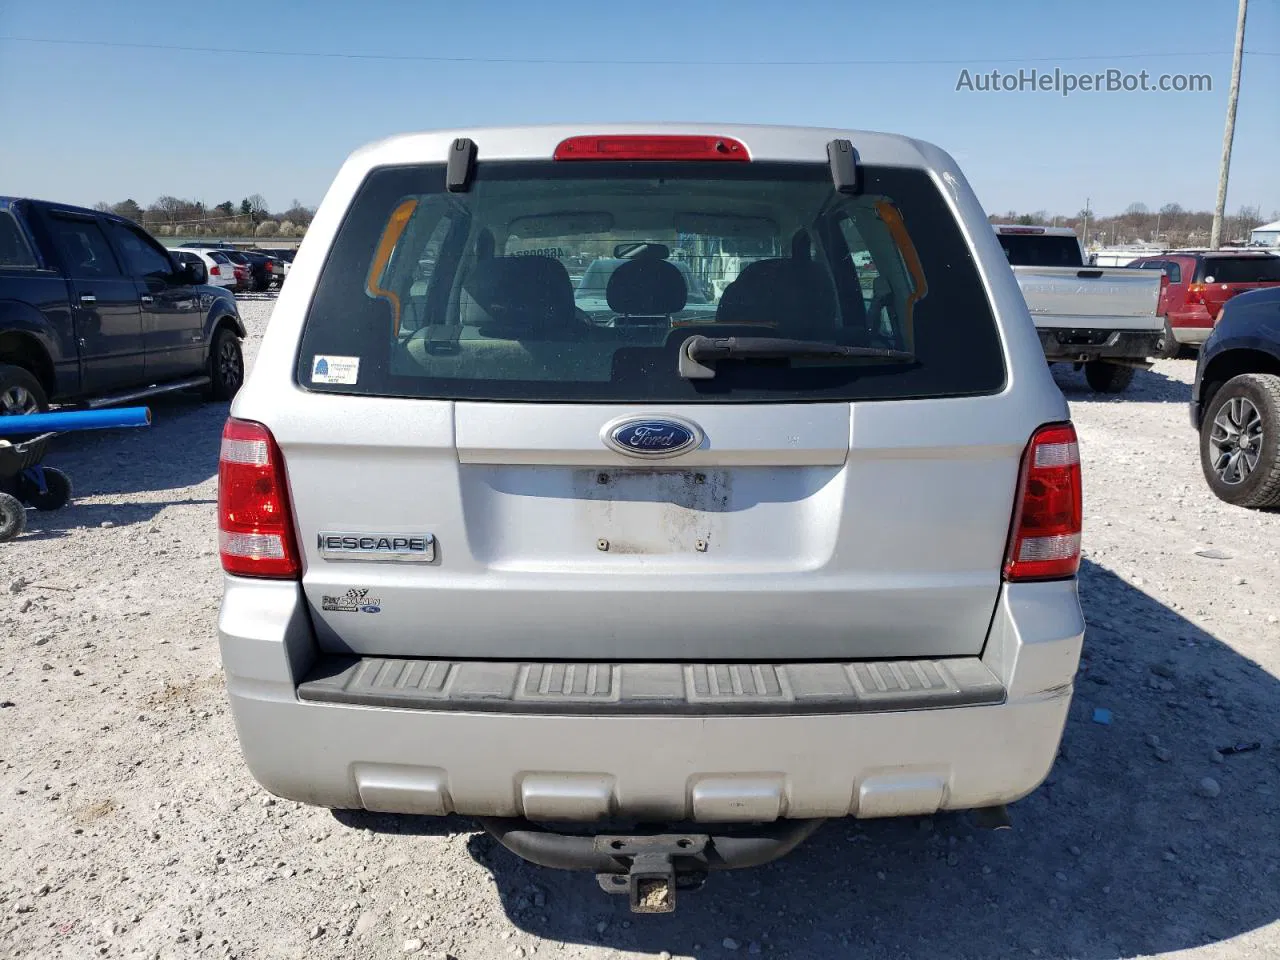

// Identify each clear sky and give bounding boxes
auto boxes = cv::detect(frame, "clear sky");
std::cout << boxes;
[1,0,1277,219]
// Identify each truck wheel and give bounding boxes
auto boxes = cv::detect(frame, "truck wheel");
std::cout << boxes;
[0,492,26,541]
[207,328,244,401]
[1154,318,1181,360]
[1200,373,1280,509]
[1084,361,1136,394]
[0,364,48,415]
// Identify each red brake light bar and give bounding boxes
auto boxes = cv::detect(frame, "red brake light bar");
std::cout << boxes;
[554,135,749,162]
[998,226,1046,235]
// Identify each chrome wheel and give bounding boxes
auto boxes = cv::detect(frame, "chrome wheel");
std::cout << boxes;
[1209,396,1264,485]
[0,384,40,415]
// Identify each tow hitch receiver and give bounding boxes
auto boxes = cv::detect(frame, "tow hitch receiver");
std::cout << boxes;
[592,835,710,913]
[476,817,824,914]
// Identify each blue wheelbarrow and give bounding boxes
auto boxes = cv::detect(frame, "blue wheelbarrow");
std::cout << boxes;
[0,407,151,541]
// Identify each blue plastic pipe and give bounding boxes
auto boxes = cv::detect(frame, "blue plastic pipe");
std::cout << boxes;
[0,406,152,436]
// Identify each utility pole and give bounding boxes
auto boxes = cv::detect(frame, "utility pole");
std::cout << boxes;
[1082,198,1090,246]
[1211,0,1248,250]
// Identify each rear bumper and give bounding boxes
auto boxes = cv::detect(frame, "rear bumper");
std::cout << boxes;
[1172,325,1212,345]
[218,577,1083,822]
[1036,327,1161,362]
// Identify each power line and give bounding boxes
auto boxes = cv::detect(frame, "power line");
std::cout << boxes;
[1,34,1276,66]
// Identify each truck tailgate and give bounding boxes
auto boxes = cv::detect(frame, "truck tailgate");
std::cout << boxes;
[1013,266,1162,331]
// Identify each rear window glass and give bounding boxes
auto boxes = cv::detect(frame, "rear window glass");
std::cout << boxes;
[297,161,1005,402]
[996,233,1083,267]
[0,211,36,268]
[1197,256,1280,284]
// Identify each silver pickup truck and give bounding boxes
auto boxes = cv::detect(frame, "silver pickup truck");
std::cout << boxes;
[995,225,1163,393]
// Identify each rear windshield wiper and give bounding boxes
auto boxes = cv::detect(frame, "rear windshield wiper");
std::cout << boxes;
[678,335,916,379]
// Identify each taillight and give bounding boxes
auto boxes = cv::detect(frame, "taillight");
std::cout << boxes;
[218,418,300,579]
[553,135,749,161]
[1004,423,1082,582]
[210,266,221,276]
[1186,282,1206,304]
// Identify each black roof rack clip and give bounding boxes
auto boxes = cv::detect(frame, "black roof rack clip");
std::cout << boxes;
[827,139,860,195]
[446,138,478,193]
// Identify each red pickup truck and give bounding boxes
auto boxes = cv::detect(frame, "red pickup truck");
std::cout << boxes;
[1128,251,1280,357]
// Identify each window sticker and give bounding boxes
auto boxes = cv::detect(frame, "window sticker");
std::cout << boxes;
[312,355,360,385]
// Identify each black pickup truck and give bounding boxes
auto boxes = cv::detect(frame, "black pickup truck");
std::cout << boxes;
[0,197,245,414]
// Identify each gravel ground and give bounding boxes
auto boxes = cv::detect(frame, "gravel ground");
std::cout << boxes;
[2,300,1279,959]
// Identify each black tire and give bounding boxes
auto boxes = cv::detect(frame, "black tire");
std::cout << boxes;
[1199,373,1280,509]
[1084,361,1136,394]
[207,327,244,401]
[1154,317,1182,360]
[0,492,26,541]
[0,363,49,415]
[20,467,72,511]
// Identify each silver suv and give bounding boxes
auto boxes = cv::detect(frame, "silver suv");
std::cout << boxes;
[217,125,1084,911]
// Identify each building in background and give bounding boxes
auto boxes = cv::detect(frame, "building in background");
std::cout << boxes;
[1250,220,1280,248]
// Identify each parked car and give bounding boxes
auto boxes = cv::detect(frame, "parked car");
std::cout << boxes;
[1129,251,1280,358]
[217,126,1084,909]
[252,249,290,283]
[217,249,254,292]
[256,247,296,264]
[993,225,1164,393]
[1190,286,1280,507]
[237,250,278,292]
[0,197,245,413]
[171,248,237,291]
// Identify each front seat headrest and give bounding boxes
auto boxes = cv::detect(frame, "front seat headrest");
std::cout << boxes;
[605,257,688,315]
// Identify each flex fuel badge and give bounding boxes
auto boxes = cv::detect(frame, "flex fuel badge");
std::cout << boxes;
[321,588,381,614]
[311,355,360,385]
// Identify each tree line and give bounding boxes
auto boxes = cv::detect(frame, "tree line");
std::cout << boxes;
[92,196,316,238]
[988,203,1275,249]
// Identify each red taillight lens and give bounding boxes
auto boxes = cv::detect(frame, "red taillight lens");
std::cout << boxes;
[1186,282,1206,304]
[210,265,221,276]
[218,418,300,579]
[1004,423,1082,582]
[553,135,749,161]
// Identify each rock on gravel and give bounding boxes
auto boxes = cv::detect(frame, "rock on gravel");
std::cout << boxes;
[1198,777,1222,798]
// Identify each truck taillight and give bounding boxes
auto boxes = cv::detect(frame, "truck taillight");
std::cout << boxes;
[1004,423,1082,582]
[1186,282,1206,304]
[219,418,300,579]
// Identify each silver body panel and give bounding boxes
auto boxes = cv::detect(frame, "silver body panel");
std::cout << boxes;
[220,124,1083,820]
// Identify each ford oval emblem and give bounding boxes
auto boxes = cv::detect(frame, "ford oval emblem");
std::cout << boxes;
[602,416,703,459]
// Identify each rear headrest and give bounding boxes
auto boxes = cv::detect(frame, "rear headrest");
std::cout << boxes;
[606,257,688,315]
[463,255,577,336]
[715,255,839,336]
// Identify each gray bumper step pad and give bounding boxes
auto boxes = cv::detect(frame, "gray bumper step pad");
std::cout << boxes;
[297,656,1005,716]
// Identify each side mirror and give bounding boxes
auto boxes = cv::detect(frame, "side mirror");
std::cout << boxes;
[180,259,207,285]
